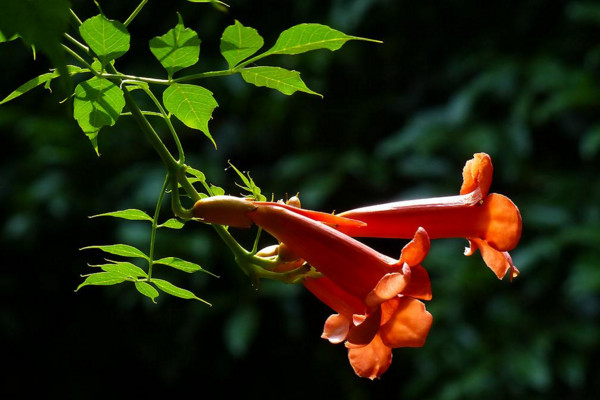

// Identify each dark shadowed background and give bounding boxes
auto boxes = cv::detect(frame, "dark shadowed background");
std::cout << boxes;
[1,1,599,399]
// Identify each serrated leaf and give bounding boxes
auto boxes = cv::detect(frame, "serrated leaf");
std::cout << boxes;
[163,83,218,146]
[90,209,153,222]
[135,281,159,303]
[154,257,216,276]
[220,20,264,69]
[76,272,126,291]
[150,14,200,77]
[81,244,149,260]
[152,278,211,305]
[79,14,130,65]
[158,218,185,229]
[265,23,380,56]
[240,66,321,97]
[97,261,148,278]
[1,65,85,105]
[73,77,125,153]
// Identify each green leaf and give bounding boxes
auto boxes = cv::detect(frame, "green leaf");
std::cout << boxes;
[90,209,153,222]
[228,161,266,201]
[158,218,185,229]
[186,167,206,183]
[163,83,218,146]
[73,77,125,155]
[0,31,19,43]
[76,272,126,291]
[265,23,380,56]
[152,278,211,305]
[149,14,201,77]
[135,281,159,303]
[240,66,321,97]
[210,185,225,196]
[1,65,85,105]
[81,244,149,260]
[97,261,148,278]
[187,0,229,6]
[0,0,71,90]
[220,20,264,69]
[79,14,130,65]
[154,257,216,276]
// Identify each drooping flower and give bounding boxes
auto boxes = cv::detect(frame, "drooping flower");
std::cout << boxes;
[192,196,433,379]
[337,153,522,280]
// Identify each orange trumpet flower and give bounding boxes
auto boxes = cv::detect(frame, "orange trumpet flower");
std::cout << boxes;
[337,153,522,280]
[193,196,433,379]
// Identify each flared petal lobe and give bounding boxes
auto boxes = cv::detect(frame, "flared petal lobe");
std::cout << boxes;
[347,333,393,380]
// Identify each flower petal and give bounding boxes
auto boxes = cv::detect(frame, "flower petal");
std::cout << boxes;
[346,308,382,347]
[399,227,430,266]
[460,153,493,197]
[347,333,392,380]
[322,314,351,344]
[379,297,433,348]
[402,264,432,301]
[466,238,519,280]
[480,193,522,252]
[365,269,410,308]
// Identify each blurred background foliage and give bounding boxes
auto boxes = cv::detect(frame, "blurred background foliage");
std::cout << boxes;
[1,0,599,398]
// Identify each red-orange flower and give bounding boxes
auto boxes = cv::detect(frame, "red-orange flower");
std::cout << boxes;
[337,153,522,280]
[192,196,433,379]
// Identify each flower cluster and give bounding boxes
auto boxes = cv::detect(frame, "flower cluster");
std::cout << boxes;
[192,153,522,379]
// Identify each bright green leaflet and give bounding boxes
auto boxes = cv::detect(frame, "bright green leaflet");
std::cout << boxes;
[152,278,211,305]
[79,14,130,65]
[76,272,126,291]
[157,218,185,229]
[81,244,149,260]
[154,257,215,275]
[135,281,159,303]
[97,262,148,279]
[163,83,218,146]
[240,66,321,97]
[220,20,264,69]
[265,23,380,56]
[90,209,153,221]
[149,14,201,78]
[0,65,85,105]
[73,77,125,154]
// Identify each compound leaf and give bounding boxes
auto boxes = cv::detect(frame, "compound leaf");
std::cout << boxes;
[76,272,126,291]
[154,257,216,276]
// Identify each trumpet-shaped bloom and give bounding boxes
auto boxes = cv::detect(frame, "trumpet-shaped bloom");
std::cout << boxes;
[337,153,522,280]
[193,196,433,379]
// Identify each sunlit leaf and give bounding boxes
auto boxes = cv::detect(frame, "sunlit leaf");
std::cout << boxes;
[96,261,148,278]
[0,65,85,105]
[76,272,126,291]
[135,281,159,303]
[186,167,206,183]
[79,14,130,65]
[152,278,211,305]
[265,23,380,56]
[73,77,125,154]
[187,0,229,6]
[81,244,149,260]
[149,13,200,77]
[220,20,264,68]
[157,218,185,229]
[90,209,153,221]
[240,66,321,97]
[163,83,218,146]
[154,256,216,276]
